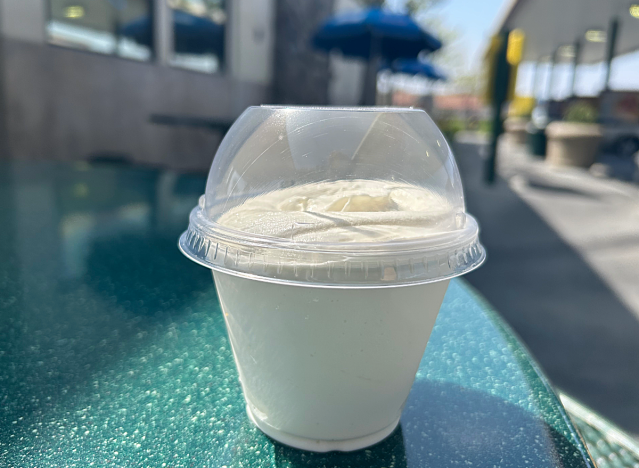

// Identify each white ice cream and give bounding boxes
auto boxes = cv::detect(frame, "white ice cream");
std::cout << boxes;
[216,179,457,243]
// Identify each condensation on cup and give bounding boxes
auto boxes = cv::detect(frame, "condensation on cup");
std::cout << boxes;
[179,106,485,452]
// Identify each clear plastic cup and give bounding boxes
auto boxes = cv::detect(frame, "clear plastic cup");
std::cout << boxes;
[179,106,485,452]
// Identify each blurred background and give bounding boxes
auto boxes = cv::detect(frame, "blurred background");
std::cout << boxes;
[0,0,497,172]
[1,0,638,439]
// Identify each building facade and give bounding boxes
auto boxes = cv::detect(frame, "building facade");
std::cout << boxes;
[0,0,276,171]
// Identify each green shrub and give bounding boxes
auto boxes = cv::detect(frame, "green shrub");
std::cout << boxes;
[563,102,598,124]
[437,117,465,141]
[436,117,492,141]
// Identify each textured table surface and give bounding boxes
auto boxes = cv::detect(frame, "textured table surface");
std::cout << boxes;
[0,162,593,467]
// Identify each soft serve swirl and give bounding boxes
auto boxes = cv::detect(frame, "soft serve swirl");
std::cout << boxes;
[216,180,458,243]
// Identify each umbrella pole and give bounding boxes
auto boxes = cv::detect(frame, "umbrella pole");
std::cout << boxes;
[361,34,381,106]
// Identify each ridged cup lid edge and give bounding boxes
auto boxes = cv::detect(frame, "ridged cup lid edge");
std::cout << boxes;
[178,207,486,288]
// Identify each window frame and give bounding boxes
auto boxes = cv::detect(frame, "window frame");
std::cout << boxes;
[168,0,228,75]
[45,0,156,63]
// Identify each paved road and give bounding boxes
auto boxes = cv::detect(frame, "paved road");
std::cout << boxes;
[454,135,639,435]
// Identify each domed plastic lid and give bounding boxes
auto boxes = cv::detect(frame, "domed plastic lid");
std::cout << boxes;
[179,106,485,287]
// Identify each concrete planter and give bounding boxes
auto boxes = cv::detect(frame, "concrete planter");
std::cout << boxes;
[504,117,529,145]
[545,122,603,168]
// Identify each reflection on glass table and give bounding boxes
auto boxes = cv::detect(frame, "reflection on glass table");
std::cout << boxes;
[0,161,637,467]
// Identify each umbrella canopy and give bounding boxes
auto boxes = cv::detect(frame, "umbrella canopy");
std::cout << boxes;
[391,58,447,81]
[312,8,443,105]
[312,8,442,60]
[121,10,224,56]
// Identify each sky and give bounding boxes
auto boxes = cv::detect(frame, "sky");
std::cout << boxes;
[387,0,639,96]
[382,0,506,93]
[387,0,508,73]
[424,0,507,72]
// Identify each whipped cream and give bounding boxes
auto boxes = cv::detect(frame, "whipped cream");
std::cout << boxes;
[216,180,457,243]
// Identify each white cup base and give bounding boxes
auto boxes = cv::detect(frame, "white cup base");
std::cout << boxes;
[246,402,400,452]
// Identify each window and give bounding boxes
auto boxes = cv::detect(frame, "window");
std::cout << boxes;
[169,0,226,73]
[47,0,153,61]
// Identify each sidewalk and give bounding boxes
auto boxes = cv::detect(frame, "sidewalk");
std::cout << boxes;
[453,133,639,435]
[499,142,639,320]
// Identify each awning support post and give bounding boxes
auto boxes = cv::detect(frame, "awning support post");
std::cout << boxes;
[485,30,511,184]
[604,17,619,91]
[546,48,558,101]
[532,59,542,99]
[570,39,581,97]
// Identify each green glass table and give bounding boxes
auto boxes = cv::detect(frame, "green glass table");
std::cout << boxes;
[0,162,595,467]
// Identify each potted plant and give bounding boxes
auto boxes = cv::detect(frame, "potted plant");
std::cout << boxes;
[545,101,602,167]
[504,96,535,145]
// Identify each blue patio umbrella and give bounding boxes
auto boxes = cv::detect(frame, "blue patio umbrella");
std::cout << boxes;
[313,8,441,59]
[391,58,446,81]
[312,8,442,105]
[121,10,224,56]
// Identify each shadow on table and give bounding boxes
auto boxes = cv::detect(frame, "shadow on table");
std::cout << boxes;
[231,381,589,468]
[454,140,639,434]
[85,233,211,316]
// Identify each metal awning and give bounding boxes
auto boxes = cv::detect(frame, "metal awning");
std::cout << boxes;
[496,0,639,63]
